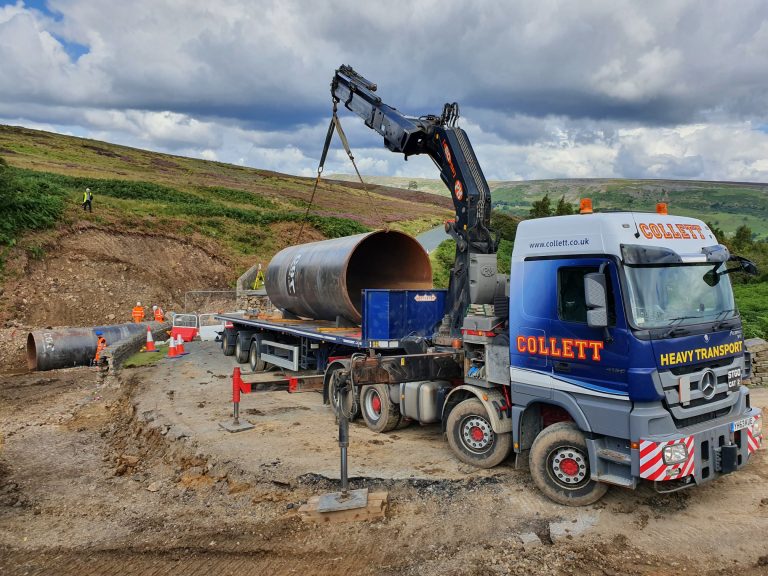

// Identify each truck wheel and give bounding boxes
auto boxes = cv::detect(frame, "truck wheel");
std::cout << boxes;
[446,398,511,468]
[249,340,266,372]
[529,421,608,506]
[234,336,249,364]
[222,331,236,356]
[326,367,359,420]
[360,384,400,433]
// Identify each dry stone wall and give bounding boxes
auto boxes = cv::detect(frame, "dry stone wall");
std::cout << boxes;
[103,322,170,371]
[745,338,768,386]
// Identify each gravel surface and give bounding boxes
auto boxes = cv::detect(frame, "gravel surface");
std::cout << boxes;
[1,343,767,575]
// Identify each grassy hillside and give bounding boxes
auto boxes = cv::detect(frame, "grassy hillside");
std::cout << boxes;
[331,174,768,240]
[0,125,452,272]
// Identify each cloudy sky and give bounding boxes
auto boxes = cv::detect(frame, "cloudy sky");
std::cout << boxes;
[2,0,768,182]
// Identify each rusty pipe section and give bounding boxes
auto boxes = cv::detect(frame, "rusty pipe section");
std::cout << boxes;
[265,230,433,323]
[27,322,153,371]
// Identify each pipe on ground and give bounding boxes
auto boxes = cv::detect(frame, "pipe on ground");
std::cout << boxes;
[27,322,154,371]
[265,230,433,323]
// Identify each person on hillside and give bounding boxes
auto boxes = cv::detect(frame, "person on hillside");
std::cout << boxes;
[94,331,107,364]
[82,187,93,212]
[153,305,165,322]
[132,302,145,323]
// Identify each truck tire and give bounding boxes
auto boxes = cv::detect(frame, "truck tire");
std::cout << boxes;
[446,398,512,468]
[222,331,236,356]
[528,421,608,506]
[234,335,249,364]
[249,340,266,372]
[360,384,400,433]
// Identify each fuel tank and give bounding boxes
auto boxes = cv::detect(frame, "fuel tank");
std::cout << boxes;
[265,230,433,323]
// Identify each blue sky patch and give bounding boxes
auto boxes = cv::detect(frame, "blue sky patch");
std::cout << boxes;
[55,35,89,61]
[9,0,60,20]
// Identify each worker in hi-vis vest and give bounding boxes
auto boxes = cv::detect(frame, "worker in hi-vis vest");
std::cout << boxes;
[82,187,93,212]
[153,305,165,322]
[132,302,145,323]
[94,331,107,364]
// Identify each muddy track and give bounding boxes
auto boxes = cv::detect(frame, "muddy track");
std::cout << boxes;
[2,365,768,576]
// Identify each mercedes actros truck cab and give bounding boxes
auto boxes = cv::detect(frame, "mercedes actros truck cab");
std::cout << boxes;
[497,204,762,503]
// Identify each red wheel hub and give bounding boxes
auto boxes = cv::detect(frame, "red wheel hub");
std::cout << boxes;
[371,394,381,414]
[469,426,485,442]
[560,457,579,477]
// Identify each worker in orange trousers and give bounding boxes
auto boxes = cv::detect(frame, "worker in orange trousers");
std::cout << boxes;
[94,331,107,364]
[132,302,145,323]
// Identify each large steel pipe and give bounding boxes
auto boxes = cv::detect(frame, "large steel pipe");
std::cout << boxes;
[27,322,153,371]
[265,230,433,323]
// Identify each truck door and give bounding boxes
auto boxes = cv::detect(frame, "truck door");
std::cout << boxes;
[198,313,224,341]
[551,258,629,396]
[510,258,555,372]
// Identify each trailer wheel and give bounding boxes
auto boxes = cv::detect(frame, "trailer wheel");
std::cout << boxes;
[234,335,249,364]
[222,331,236,356]
[446,398,511,468]
[360,384,400,433]
[249,340,266,372]
[529,421,608,506]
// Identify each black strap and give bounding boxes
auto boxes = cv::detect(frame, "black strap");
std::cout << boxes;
[298,101,379,242]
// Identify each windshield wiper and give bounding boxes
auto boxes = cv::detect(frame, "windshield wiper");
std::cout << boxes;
[713,308,737,331]
[662,316,704,338]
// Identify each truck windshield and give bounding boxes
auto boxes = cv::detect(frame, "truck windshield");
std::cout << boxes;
[624,263,736,329]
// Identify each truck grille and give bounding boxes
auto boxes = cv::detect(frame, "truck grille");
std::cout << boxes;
[669,358,733,376]
[670,407,731,429]
[657,357,740,429]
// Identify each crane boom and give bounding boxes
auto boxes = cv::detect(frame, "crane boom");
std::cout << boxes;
[331,65,499,338]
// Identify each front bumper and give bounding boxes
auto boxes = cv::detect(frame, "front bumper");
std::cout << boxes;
[635,409,762,483]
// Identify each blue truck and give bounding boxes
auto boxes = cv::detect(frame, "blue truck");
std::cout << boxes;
[218,66,763,505]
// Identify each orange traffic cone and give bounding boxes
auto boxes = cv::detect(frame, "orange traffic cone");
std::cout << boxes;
[144,327,157,352]
[176,334,187,355]
[167,334,178,358]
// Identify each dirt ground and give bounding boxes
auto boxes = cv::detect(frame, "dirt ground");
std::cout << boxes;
[1,342,768,575]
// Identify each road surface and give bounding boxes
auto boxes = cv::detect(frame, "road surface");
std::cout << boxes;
[416,225,450,253]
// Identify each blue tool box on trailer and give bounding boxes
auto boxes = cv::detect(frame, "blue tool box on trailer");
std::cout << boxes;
[362,289,447,341]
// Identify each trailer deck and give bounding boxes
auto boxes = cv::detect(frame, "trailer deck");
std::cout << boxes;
[215,314,402,349]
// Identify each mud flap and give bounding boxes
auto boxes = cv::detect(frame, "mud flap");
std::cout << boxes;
[719,444,738,474]
[443,385,512,434]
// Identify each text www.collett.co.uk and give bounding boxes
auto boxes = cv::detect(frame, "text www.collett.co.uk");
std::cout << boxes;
[529,237,590,249]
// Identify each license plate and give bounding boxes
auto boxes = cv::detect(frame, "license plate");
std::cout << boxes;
[731,416,754,432]
[727,368,742,389]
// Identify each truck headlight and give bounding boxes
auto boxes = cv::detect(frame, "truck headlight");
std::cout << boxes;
[752,417,763,437]
[663,443,688,465]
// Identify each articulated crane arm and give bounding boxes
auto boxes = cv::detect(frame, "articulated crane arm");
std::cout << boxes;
[331,65,499,339]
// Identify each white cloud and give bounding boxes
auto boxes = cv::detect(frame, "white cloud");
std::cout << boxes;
[1,1,768,184]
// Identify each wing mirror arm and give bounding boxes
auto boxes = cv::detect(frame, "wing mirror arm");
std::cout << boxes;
[704,255,759,286]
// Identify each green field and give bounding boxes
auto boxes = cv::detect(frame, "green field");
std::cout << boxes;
[332,174,768,240]
[0,125,451,274]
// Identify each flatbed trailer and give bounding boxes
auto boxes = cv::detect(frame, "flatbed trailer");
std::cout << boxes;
[216,287,450,373]
[217,313,399,373]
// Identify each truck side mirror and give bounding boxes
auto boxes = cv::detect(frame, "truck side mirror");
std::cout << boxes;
[584,273,608,328]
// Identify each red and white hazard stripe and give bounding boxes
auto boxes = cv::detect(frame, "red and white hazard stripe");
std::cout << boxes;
[747,415,762,455]
[639,435,695,481]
